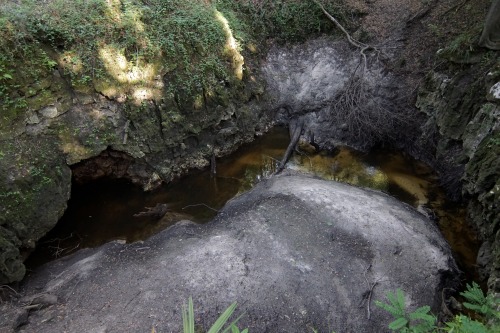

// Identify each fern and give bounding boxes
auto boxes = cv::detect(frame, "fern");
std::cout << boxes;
[375,289,436,333]
[443,315,488,333]
[460,282,500,321]
[375,289,407,318]
[378,284,499,333]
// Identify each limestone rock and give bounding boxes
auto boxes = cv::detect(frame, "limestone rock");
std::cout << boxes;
[39,106,58,118]
[17,174,459,333]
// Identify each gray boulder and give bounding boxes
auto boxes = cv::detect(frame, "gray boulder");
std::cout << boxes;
[13,174,459,333]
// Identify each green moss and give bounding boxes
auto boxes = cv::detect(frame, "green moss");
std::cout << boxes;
[0,136,71,236]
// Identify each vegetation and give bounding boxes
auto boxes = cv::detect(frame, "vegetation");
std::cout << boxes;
[376,283,500,333]
[0,0,350,134]
[214,0,349,43]
[179,297,247,333]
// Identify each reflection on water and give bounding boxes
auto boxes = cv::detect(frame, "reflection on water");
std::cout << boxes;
[26,127,479,275]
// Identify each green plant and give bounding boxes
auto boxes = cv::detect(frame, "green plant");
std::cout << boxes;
[182,297,247,333]
[215,0,350,44]
[443,315,489,333]
[460,282,500,323]
[230,325,248,333]
[375,289,436,333]
[377,284,500,333]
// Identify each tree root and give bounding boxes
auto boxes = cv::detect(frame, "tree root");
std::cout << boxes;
[313,0,411,147]
[275,118,304,174]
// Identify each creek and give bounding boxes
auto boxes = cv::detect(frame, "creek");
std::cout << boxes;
[26,127,479,278]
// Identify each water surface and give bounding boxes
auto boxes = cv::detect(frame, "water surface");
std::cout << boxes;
[27,127,479,276]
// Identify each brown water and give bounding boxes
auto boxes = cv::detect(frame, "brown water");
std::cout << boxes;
[26,127,479,276]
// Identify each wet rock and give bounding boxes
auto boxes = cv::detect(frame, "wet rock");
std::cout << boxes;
[18,174,460,333]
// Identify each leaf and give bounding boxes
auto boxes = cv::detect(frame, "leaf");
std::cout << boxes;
[221,313,245,333]
[188,297,195,333]
[385,290,406,317]
[182,297,195,333]
[231,325,239,333]
[388,317,408,330]
[2,73,12,80]
[396,289,406,310]
[207,301,237,333]
[460,282,486,306]
[409,306,435,324]
[460,318,488,333]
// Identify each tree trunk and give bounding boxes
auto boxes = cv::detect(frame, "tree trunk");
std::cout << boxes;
[479,0,500,50]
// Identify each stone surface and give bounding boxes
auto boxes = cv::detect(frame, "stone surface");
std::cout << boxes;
[38,106,58,118]
[262,37,408,152]
[488,81,500,101]
[14,174,460,333]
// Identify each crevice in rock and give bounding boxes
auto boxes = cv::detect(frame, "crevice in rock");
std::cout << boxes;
[71,148,154,188]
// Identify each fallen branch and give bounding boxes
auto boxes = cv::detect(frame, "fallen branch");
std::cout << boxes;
[275,118,304,174]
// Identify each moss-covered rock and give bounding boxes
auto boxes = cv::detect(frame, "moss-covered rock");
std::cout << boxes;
[416,58,500,292]
[0,0,286,283]
[0,136,71,284]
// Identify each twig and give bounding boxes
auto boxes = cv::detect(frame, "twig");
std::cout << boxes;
[24,304,42,310]
[439,0,471,19]
[359,264,380,320]
[182,203,218,212]
[312,0,366,49]
[440,287,455,318]
[0,284,19,296]
[366,281,379,320]
[43,233,75,244]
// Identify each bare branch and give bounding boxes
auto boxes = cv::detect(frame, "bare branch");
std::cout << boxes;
[312,0,367,49]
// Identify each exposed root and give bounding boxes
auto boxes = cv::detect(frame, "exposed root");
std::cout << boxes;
[313,0,411,147]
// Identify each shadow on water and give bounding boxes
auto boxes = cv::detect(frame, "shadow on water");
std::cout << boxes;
[26,127,480,278]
